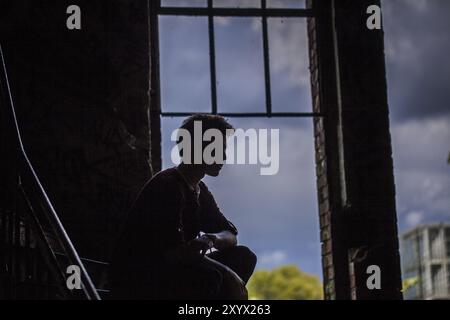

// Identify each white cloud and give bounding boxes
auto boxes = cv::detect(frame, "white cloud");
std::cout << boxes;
[268,18,309,87]
[391,116,450,171]
[399,0,430,13]
[259,250,288,267]
[391,116,450,228]
[214,0,260,8]
[405,211,425,228]
[215,17,231,26]
[385,35,420,66]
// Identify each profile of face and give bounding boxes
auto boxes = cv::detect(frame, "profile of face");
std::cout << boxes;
[203,140,227,177]
[203,163,223,177]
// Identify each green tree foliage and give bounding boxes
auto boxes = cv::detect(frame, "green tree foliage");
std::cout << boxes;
[247,265,323,300]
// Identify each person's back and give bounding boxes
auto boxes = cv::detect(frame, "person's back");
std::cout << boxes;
[110,169,181,282]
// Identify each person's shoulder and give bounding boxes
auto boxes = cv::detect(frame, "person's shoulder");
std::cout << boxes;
[198,180,209,192]
[151,167,178,183]
[145,167,183,194]
[198,179,209,187]
[198,181,214,199]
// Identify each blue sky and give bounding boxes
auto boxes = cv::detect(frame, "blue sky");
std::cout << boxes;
[158,0,450,278]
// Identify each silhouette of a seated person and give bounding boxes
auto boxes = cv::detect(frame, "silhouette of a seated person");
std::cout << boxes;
[110,114,257,299]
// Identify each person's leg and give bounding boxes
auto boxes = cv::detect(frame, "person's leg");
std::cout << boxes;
[109,265,147,300]
[150,261,224,300]
[162,255,248,300]
[207,245,257,284]
[111,249,255,300]
[201,255,248,299]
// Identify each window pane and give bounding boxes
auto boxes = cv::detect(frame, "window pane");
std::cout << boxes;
[266,0,305,8]
[429,228,443,259]
[162,0,207,7]
[214,0,261,8]
[446,228,450,258]
[159,16,211,113]
[268,18,311,112]
[215,17,266,113]
[432,265,446,296]
[448,264,450,294]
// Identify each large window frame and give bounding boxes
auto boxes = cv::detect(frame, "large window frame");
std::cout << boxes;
[149,0,321,170]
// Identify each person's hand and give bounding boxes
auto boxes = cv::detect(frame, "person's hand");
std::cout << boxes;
[204,232,236,250]
[204,233,219,245]
[188,235,214,255]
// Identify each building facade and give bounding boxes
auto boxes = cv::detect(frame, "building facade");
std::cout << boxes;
[401,223,450,300]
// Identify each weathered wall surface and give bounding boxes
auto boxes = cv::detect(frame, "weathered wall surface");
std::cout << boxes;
[308,0,402,299]
[1,0,152,260]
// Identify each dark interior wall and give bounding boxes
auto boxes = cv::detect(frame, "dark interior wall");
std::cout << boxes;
[0,0,152,260]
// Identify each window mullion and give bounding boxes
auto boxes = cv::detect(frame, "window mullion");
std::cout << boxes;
[208,0,218,114]
[261,0,272,116]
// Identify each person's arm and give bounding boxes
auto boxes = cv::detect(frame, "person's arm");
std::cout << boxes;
[204,230,237,250]
[167,230,236,262]
[165,234,215,262]
[198,182,239,250]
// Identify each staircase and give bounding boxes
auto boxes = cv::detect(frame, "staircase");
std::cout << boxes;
[0,44,108,300]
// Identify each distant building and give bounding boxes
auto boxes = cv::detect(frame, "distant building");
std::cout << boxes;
[400,223,450,300]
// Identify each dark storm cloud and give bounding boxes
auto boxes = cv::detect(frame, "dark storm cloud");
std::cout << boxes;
[383,0,450,122]
[383,1,450,232]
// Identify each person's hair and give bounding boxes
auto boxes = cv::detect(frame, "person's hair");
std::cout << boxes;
[177,114,234,162]
[179,114,234,138]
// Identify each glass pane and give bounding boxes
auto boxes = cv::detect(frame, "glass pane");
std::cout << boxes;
[203,118,321,280]
[266,0,305,8]
[161,0,207,7]
[268,18,311,112]
[215,17,266,113]
[214,0,261,8]
[159,16,211,113]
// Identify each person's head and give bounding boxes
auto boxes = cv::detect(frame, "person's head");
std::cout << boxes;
[177,114,234,176]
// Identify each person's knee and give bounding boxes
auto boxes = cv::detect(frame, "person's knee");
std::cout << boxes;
[194,267,223,299]
[234,245,257,269]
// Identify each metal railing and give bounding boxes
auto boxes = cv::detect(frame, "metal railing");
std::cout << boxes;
[0,43,100,300]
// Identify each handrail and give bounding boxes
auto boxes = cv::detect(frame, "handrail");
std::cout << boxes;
[54,251,110,266]
[0,44,101,300]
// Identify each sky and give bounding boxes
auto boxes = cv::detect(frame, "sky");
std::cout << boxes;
[157,0,450,279]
